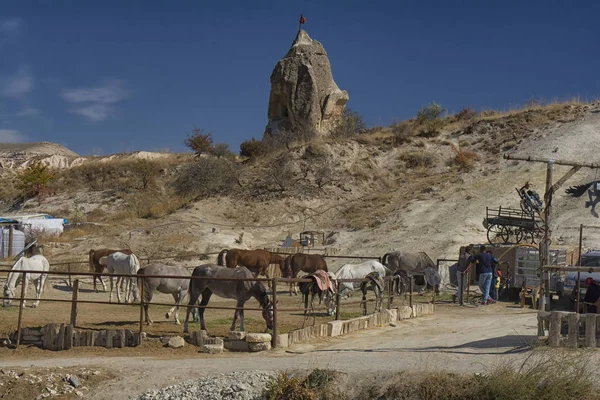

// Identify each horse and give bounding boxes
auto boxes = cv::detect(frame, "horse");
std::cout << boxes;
[298,270,337,325]
[137,264,191,325]
[2,255,50,308]
[382,251,441,293]
[334,260,391,297]
[263,253,287,291]
[182,264,274,334]
[284,253,328,295]
[218,249,284,278]
[88,248,133,292]
[391,269,411,296]
[106,252,141,303]
[360,271,385,315]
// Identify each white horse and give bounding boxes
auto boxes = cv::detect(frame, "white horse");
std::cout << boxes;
[2,255,50,308]
[106,252,141,303]
[334,260,391,297]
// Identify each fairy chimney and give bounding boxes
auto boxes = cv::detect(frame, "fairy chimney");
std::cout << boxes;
[264,29,349,137]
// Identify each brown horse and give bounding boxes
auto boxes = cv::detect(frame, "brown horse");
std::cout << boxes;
[88,248,133,292]
[217,249,285,278]
[283,253,328,295]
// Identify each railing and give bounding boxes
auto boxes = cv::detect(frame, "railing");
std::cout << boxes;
[0,269,420,349]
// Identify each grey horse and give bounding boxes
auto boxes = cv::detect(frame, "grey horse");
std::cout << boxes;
[382,251,442,292]
[182,264,273,334]
[137,263,191,325]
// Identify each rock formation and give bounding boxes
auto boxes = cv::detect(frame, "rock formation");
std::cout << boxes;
[265,29,349,137]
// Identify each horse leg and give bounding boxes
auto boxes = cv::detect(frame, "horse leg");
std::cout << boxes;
[232,300,246,331]
[99,274,107,292]
[198,291,212,332]
[173,290,185,325]
[144,289,153,325]
[21,276,29,308]
[167,293,180,324]
[109,275,114,303]
[116,276,123,303]
[183,287,203,333]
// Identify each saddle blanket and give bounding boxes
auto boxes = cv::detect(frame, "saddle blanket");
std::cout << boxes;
[312,270,331,292]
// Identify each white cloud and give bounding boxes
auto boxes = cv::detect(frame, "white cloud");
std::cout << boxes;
[15,106,41,117]
[62,80,129,121]
[0,129,26,143]
[1,66,34,97]
[0,18,22,35]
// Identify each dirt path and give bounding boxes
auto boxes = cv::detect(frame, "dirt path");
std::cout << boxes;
[0,304,548,399]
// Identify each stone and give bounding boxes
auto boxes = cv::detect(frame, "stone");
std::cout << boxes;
[389,322,397,327]
[245,333,272,343]
[228,331,246,340]
[274,334,289,348]
[327,320,344,337]
[224,339,249,352]
[248,342,271,352]
[167,336,185,349]
[386,309,398,322]
[202,344,223,354]
[68,375,81,388]
[265,29,348,137]
[398,306,412,320]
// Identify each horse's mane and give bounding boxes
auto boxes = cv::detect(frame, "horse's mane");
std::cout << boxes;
[565,181,596,198]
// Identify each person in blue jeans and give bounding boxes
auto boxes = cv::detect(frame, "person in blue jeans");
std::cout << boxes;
[474,246,498,305]
[488,250,500,303]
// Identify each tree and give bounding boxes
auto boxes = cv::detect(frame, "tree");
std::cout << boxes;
[16,161,56,198]
[184,128,214,156]
[239,138,262,159]
[331,108,367,138]
[210,142,233,159]
[131,159,160,190]
[416,102,446,136]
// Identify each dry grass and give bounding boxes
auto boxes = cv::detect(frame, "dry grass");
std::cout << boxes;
[450,144,479,171]
[398,151,437,169]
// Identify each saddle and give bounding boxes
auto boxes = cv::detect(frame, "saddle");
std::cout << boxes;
[311,270,332,292]
[364,271,384,292]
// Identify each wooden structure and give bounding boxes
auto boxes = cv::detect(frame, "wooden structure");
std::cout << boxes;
[12,324,137,350]
[299,231,325,247]
[520,284,540,309]
[485,206,544,244]
[538,310,600,348]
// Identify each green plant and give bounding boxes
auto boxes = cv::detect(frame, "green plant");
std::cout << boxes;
[172,158,237,198]
[240,138,262,159]
[331,108,367,138]
[184,127,214,156]
[416,102,446,136]
[210,142,234,159]
[131,159,160,190]
[16,161,56,198]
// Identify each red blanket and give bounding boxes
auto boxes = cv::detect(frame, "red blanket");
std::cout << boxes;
[312,270,331,292]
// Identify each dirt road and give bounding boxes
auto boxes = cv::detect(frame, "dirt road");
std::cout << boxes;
[0,304,549,399]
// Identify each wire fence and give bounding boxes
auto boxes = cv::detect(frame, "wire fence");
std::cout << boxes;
[0,268,423,349]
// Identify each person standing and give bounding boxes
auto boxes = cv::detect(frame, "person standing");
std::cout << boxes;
[488,250,499,303]
[475,246,498,305]
[454,245,473,304]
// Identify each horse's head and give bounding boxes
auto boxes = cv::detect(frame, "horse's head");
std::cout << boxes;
[261,300,275,331]
[2,284,14,307]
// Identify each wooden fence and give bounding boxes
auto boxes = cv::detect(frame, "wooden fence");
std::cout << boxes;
[538,310,600,348]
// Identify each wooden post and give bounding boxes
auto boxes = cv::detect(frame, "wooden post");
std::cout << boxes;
[16,271,26,347]
[576,224,583,313]
[70,279,79,327]
[335,292,341,321]
[67,263,72,288]
[138,275,144,345]
[539,160,553,312]
[567,313,579,348]
[271,278,278,349]
[8,225,13,258]
[548,311,563,347]
[585,313,597,348]
[387,278,393,309]
[409,277,413,308]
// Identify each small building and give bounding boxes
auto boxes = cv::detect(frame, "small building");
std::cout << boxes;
[299,231,325,247]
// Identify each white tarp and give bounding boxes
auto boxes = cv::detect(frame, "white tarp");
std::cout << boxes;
[20,218,64,236]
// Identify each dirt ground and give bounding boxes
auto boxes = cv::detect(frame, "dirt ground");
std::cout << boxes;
[0,300,573,400]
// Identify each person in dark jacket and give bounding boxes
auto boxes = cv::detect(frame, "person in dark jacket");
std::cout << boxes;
[583,277,600,313]
[474,246,498,305]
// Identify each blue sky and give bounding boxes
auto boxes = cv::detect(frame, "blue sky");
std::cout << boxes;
[1,1,599,156]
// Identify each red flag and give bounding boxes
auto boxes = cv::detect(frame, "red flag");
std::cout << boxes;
[299,14,306,24]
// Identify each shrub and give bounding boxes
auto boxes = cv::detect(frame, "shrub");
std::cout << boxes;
[131,159,160,190]
[454,106,478,121]
[16,161,56,198]
[173,157,238,198]
[416,102,446,136]
[390,120,415,146]
[184,128,214,156]
[398,151,436,169]
[210,142,234,159]
[331,108,367,138]
[240,138,262,159]
[450,143,478,171]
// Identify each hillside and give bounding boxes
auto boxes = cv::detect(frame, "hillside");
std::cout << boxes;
[3,101,600,265]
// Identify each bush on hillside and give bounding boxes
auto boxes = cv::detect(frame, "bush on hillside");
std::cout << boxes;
[131,159,160,190]
[16,161,56,198]
[398,151,436,169]
[239,138,262,159]
[184,128,214,156]
[416,102,446,137]
[331,108,367,138]
[210,142,235,159]
[450,143,478,171]
[173,157,238,198]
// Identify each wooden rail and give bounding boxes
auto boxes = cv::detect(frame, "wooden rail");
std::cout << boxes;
[538,310,600,348]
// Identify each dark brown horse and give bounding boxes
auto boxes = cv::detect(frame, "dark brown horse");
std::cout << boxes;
[88,248,133,292]
[217,249,285,278]
[283,253,328,295]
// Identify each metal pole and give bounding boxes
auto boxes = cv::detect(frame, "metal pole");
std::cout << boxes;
[576,224,583,313]
[70,279,79,326]
[271,278,278,348]
[16,271,26,347]
[8,225,13,258]
[68,263,72,288]
[335,292,341,320]
[387,278,393,309]
[540,160,553,311]
[138,276,144,346]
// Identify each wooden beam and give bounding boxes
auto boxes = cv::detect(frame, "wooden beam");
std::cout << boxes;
[503,154,600,169]
[551,166,582,193]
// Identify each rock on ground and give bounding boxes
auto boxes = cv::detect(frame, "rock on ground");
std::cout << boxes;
[137,371,274,400]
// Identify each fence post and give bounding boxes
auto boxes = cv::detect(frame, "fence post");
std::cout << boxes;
[387,278,393,310]
[16,271,26,347]
[138,276,145,346]
[70,279,79,326]
[67,263,72,288]
[409,277,414,308]
[335,291,341,320]
[271,278,278,349]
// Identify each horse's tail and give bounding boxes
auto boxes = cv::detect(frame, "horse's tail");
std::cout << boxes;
[217,249,227,266]
[130,253,141,272]
[381,263,393,276]
[88,249,95,272]
[285,254,294,277]
[381,253,391,266]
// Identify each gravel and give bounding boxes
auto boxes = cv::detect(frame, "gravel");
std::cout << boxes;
[137,371,275,400]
